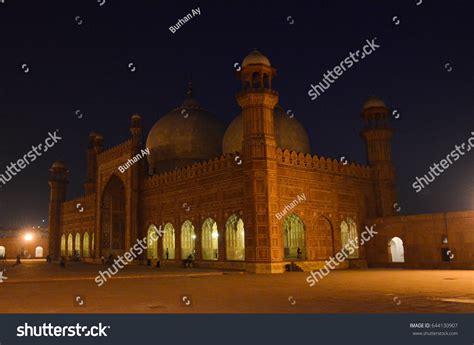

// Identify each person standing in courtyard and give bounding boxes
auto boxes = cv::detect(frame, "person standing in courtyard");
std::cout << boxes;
[60,256,66,268]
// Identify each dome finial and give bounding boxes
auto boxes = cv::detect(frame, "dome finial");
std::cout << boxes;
[187,81,193,98]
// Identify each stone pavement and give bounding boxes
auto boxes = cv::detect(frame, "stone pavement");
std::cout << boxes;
[0,261,472,313]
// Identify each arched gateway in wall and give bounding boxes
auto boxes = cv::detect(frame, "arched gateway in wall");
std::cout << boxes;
[389,237,405,263]
[100,175,126,257]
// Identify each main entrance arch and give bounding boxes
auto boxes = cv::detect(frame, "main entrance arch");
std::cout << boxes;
[100,175,126,257]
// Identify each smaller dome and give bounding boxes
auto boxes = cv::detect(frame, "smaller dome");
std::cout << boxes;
[363,97,386,110]
[242,49,271,67]
[222,105,310,154]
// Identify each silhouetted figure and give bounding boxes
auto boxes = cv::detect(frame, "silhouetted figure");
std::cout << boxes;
[156,260,161,268]
[100,255,105,264]
[184,254,194,268]
[60,256,66,268]
[16,254,21,264]
[297,247,302,259]
[165,248,169,260]
[46,254,52,263]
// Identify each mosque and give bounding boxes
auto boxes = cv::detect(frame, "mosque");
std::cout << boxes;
[47,50,474,273]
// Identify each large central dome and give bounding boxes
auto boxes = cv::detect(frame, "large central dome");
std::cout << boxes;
[146,85,225,174]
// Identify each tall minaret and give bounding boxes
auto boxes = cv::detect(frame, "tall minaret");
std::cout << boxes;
[130,114,143,247]
[236,50,282,273]
[83,132,103,195]
[360,97,397,217]
[48,161,68,260]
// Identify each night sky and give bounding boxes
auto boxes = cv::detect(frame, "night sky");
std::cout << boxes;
[0,0,473,228]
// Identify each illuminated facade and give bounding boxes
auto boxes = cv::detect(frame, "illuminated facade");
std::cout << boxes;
[47,50,474,272]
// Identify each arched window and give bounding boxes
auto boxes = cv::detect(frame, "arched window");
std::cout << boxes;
[252,72,260,89]
[83,232,90,258]
[283,214,305,259]
[340,218,359,258]
[181,221,196,259]
[75,233,81,257]
[60,234,66,256]
[67,233,73,256]
[91,233,95,257]
[201,218,218,260]
[0,246,5,258]
[226,215,245,261]
[263,73,270,89]
[147,225,159,259]
[163,223,175,260]
[389,237,405,262]
[35,246,43,258]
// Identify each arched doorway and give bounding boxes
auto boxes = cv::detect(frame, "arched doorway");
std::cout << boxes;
[226,215,245,261]
[0,246,5,258]
[202,218,218,260]
[67,233,73,256]
[60,234,66,256]
[163,223,175,260]
[75,233,81,257]
[35,246,43,258]
[389,237,405,262]
[101,175,126,257]
[283,214,305,259]
[147,225,159,259]
[340,218,359,258]
[83,232,90,257]
[181,220,196,259]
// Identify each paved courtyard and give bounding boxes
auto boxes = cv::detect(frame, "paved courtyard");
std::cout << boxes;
[0,261,473,313]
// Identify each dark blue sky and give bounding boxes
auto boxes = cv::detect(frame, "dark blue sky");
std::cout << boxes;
[0,0,473,228]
